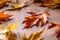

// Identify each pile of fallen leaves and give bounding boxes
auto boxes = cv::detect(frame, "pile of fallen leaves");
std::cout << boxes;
[22,11,60,40]
[22,11,49,29]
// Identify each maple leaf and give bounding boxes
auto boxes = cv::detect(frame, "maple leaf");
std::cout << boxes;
[22,28,44,40]
[0,11,12,21]
[22,11,49,29]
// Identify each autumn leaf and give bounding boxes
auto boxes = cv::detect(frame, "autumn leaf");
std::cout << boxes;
[0,0,8,8]
[55,24,60,40]
[7,0,27,10]
[22,28,44,40]
[48,23,57,29]
[23,11,49,29]
[0,11,12,21]
[22,33,27,40]
[48,23,60,29]
[7,21,18,31]
[47,22,60,40]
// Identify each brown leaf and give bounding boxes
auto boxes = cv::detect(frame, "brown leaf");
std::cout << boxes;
[0,11,12,21]
[22,33,27,40]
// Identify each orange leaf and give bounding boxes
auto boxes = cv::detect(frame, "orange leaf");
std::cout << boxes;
[0,11,12,21]
[0,0,8,8]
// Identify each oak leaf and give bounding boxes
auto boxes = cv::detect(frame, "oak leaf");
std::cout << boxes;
[23,11,49,29]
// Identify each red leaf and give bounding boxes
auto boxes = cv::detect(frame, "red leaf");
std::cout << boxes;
[48,23,57,29]
[23,22,32,29]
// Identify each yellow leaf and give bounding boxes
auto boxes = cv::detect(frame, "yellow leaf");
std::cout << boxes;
[32,29,44,40]
[7,21,18,31]
[28,32,34,40]
[22,28,44,40]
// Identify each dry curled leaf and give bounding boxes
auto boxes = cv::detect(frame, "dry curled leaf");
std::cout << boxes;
[22,28,44,40]
[0,11,12,21]
[23,11,49,29]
